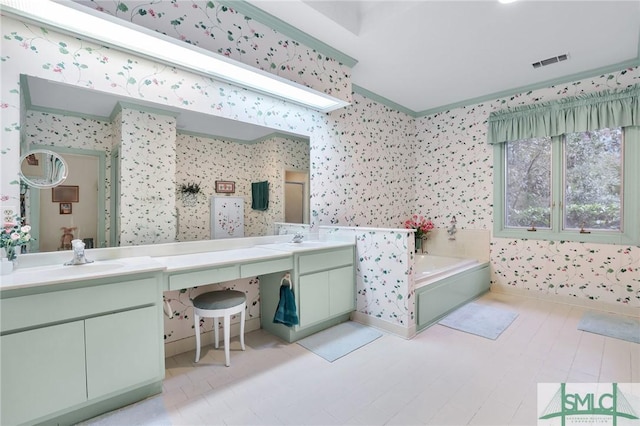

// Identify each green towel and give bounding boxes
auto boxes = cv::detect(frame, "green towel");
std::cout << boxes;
[251,181,269,211]
[273,278,299,327]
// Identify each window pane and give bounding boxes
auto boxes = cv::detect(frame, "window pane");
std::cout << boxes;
[505,137,552,228]
[564,127,622,231]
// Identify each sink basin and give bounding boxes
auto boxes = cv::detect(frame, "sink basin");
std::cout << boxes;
[284,241,330,247]
[59,262,125,275]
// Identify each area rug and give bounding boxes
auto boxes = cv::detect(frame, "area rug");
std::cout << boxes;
[578,311,640,344]
[297,321,383,362]
[438,302,518,340]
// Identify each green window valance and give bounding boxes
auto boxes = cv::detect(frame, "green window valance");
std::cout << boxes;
[487,84,640,144]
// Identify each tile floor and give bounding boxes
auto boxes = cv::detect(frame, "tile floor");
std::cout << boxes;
[83,292,639,425]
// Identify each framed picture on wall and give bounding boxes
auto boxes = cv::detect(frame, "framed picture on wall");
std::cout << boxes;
[215,181,235,194]
[52,185,79,202]
[59,203,72,215]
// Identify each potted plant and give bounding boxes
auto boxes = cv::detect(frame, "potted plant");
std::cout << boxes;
[178,182,201,206]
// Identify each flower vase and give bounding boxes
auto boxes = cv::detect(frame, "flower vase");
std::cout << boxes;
[1,247,15,275]
[414,235,422,253]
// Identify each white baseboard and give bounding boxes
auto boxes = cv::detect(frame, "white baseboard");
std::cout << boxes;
[164,318,261,358]
[350,311,416,339]
[491,285,639,317]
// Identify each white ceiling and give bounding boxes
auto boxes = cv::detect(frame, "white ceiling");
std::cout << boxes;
[247,0,640,113]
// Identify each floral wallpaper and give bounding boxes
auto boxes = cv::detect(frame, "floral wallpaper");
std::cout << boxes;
[75,0,352,104]
[415,68,640,307]
[117,107,178,246]
[320,226,415,330]
[176,133,309,240]
[1,8,638,358]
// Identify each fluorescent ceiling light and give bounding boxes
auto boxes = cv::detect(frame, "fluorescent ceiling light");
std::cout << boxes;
[498,0,519,4]
[0,0,349,112]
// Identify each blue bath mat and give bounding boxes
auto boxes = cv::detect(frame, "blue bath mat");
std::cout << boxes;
[438,302,518,340]
[578,311,640,344]
[297,322,382,362]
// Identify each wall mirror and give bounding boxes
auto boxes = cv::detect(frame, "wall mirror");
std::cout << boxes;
[19,149,68,189]
[21,75,310,252]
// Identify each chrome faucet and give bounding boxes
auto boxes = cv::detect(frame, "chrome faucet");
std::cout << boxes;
[290,232,305,243]
[64,239,94,265]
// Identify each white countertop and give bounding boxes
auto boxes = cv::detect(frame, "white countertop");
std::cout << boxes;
[154,247,291,272]
[0,239,356,292]
[0,256,165,291]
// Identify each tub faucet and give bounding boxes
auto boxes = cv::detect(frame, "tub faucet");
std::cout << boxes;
[290,232,304,243]
[64,239,94,265]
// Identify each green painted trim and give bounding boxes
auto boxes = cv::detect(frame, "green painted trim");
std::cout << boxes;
[30,187,41,253]
[31,144,108,249]
[177,128,254,144]
[20,74,32,110]
[116,101,180,119]
[177,129,309,144]
[28,104,109,123]
[218,0,357,68]
[352,84,417,117]
[416,59,640,117]
[110,147,119,248]
[492,127,640,245]
[250,132,309,145]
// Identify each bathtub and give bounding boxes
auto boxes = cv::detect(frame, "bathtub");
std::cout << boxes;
[414,255,490,331]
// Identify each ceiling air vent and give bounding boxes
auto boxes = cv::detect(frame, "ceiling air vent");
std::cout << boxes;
[532,53,569,69]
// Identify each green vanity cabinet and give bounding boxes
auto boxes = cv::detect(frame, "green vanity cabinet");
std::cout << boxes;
[260,245,356,342]
[0,321,87,426]
[0,273,164,426]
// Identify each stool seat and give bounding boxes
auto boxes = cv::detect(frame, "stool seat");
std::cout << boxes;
[193,290,246,310]
[193,290,246,367]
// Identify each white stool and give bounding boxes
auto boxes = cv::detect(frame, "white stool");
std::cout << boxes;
[193,290,246,366]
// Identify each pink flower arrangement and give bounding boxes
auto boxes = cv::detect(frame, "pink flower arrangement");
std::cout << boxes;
[2,217,32,261]
[404,215,434,239]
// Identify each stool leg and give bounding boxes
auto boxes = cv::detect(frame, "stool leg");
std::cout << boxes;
[214,317,219,349]
[240,304,246,351]
[223,314,231,367]
[194,313,201,363]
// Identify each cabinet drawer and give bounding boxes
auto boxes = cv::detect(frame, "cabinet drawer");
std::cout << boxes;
[298,247,354,274]
[240,257,293,278]
[1,277,159,333]
[168,265,239,291]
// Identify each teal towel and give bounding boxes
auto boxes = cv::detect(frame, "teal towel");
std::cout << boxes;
[273,278,299,327]
[251,181,269,211]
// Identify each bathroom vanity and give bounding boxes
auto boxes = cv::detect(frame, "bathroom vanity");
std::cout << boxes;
[0,236,355,426]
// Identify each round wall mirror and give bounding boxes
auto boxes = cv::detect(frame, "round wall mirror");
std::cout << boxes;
[19,149,68,188]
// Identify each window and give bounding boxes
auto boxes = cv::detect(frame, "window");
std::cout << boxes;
[494,126,639,244]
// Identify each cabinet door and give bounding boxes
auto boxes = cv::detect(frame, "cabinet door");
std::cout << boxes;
[298,271,330,327]
[1,322,87,425]
[329,265,355,316]
[85,305,162,399]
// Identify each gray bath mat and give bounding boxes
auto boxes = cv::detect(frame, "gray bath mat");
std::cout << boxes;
[297,322,382,362]
[578,311,640,344]
[438,302,518,340]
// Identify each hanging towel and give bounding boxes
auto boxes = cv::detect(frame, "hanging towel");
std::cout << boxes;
[273,274,299,327]
[251,181,269,211]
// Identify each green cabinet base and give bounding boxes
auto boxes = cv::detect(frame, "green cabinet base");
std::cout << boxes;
[260,272,351,343]
[416,263,490,332]
[36,381,163,426]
